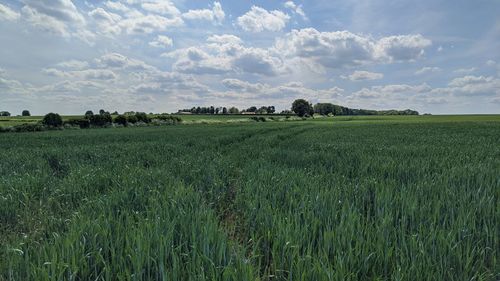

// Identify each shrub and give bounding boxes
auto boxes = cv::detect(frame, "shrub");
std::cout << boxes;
[292,99,314,117]
[114,115,128,126]
[84,110,94,118]
[154,115,182,124]
[135,112,150,123]
[42,113,63,127]
[89,113,112,127]
[250,116,267,122]
[65,118,90,129]
[12,123,45,132]
[127,115,138,124]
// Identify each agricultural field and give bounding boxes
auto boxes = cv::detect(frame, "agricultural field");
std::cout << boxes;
[0,115,499,280]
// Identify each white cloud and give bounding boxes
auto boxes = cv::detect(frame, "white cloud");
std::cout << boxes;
[275,28,432,69]
[237,6,290,32]
[56,60,89,70]
[344,70,384,81]
[104,1,130,13]
[0,3,20,21]
[165,37,285,76]
[88,8,122,36]
[453,67,476,74]
[22,0,85,25]
[118,12,183,34]
[19,0,95,42]
[222,78,267,92]
[43,68,118,80]
[446,75,500,96]
[486,60,496,66]
[275,29,374,69]
[141,1,180,17]
[347,83,438,109]
[284,1,307,20]
[375,34,432,62]
[215,79,344,105]
[183,2,225,25]
[415,66,441,75]
[96,53,156,71]
[149,35,173,48]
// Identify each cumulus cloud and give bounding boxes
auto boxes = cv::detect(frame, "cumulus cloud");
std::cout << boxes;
[215,79,344,104]
[415,66,441,75]
[56,60,89,70]
[447,75,500,96]
[284,1,307,20]
[237,6,290,32]
[0,3,20,21]
[486,60,496,66]
[222,78,267,92]
[141,1,180,17]
[344,70,384,81]
[22,0,85,25]
[43,68,118,80]
[453,67,477,74]
[96,53,156,71]
[275,28,432,69]
[19,0,96,43]
[183,2,225,25]
[375,35,432,62]
[346,83,439,109]
[88,8,122,36]
[118,12,183,34]
[165,36,286,76]
[149,35,173,48]
[104,1,130,13]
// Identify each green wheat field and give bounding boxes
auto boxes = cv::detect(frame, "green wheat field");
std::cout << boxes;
[1,115,499,280]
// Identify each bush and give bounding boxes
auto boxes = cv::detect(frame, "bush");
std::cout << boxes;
[114,115,128,126]
[0,126,9,133]
[250,116,267,122]
[12,123,45,132]
[135,112,150,123]
[292,99,314,117]
[65,118,90,129]
[89,113,112,127]
[154,115,182,124]
[84,110,94,118]
[127,115,138,124]
[42,113,63,127]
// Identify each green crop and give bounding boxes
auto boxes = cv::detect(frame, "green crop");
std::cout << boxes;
[0,116,499,280]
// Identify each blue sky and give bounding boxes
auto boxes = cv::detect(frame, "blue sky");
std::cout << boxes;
[0,0,499,115]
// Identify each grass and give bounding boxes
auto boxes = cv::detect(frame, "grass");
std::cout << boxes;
[0,115,498,280]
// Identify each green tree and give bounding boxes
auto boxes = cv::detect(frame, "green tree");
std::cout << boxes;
[135,112,150,123]
[228,107,239,114]
[85,110,94,118]
[22,110,31,116]
[42,113,63,127]
[114,115,128,126]
[292,99,314,117]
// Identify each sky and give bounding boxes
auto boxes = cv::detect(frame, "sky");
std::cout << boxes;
[0,0,499,115]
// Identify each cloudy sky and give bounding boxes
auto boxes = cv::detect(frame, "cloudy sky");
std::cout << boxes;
[0,0,499,115]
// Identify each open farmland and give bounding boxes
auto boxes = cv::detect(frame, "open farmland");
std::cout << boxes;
[0,116,499,280]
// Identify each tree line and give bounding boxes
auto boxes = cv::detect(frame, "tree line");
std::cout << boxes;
[178,106,278,115]
[1,110,182,133]
[178,100,419,117]
[0,110,31,117]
